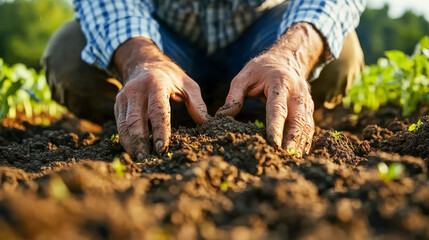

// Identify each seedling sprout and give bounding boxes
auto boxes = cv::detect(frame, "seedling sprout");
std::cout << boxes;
[220,181,229,192]
[50,176,69,202]
[378,162,404,181]
[255,119,264,128]
[408,120,423,132]
[112,157,125,177]
[332,131,343,140]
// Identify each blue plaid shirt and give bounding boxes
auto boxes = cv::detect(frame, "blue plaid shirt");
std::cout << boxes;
[73,0,365,69]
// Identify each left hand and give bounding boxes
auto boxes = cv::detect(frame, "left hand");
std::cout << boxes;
[216,23,324,157]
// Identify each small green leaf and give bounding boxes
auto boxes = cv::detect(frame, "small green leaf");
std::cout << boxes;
[112,157,125,177]
[288,148,298,156]
[220,181,228,192]
[378,162,404,181]
[111,134,119,141]
[332,130,343,140]
[167,152,173,159]
[408,120,423,132]
[254,119,264,128]
[50,176,69,202]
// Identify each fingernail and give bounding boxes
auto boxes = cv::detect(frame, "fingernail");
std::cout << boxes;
[155,140,164,152]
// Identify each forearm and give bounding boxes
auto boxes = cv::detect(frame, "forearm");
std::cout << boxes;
[73,0,162,69]
[267,22,324,79]
[278,0,365,60]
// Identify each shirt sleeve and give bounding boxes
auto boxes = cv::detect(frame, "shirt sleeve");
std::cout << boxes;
[73,0,163,69]
[278,0,366,60]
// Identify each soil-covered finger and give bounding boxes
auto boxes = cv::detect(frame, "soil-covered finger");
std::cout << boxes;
[126,99,150,158]
[148,88,171,153]
[265,85,288,148]
[216,76,247,117]
[182,80,210,124]
[114,94,134,155]
[282,95,308,154]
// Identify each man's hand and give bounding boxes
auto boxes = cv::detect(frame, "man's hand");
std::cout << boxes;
[216,23,324,157]
[113,37,208,160]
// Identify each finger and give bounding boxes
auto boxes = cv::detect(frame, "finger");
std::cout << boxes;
[282,96,309,156]
[126,92,150,158]
[148,87,171,153]
[114,93,133,155]
[304,99,315,155]
[182,80,209,124]
[304,130,314,155]
[265,84,288,148]
[216,74,247,117]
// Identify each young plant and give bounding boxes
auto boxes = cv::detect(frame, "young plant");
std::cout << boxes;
[408,119,423,132]
[343,36,429,116]
[112,157,125,177]
[288,148,298,156]
[0,59,65,122]
[220,181,229,192]
[377,162,404,181]
[167,152,173,159]
[50,176,69,202]
[111,133,119,141]
[332,130,343,140]
[254,119,264,128]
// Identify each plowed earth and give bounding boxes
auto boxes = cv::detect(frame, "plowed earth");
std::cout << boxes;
[0,110,429,240]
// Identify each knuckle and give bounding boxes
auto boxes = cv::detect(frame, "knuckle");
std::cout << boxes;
[271,102,288,116]
[293,112,307,128]
[126,113,142,129]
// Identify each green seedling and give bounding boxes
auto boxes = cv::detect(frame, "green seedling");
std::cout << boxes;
[343,36,429,117]
[0,59,65,121]
[167,152,173,159]
[288,148,298,156]
[111,133,119,141]
[332,130,343,140]
[220,181,229,192]
[191,145,198,149]
[112,157,125,177]
[377,162,404,181]
[408,120,423,132]
[254,119,264,128]
[50,176,69,202]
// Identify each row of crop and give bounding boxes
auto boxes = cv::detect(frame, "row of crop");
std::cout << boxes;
[0,58,65,123]
[343,36,429,116]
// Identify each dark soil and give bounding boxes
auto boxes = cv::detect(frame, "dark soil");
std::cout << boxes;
[1,110,429,240]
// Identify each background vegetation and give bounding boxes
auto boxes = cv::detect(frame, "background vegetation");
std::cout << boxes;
[0,1,427,68]
[0,0,73,69]
[357,5,429,64]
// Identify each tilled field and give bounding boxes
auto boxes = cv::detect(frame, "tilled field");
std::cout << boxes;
[0,112,428,240]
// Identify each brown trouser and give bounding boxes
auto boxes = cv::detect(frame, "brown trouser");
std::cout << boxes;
[41,20,364,125]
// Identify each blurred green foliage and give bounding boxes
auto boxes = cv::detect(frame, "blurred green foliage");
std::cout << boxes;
[357,5,429,64]
[0,58,65,121]
[343,36,429,116]
[0,0,73,69]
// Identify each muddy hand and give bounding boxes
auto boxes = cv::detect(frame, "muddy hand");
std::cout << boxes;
[113,37,208,160]
[216,23,325,157]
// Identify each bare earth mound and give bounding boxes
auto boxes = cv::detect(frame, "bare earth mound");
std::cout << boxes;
[0,115,429,239]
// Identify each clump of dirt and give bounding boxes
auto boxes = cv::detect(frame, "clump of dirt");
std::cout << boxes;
[380,116,429,160]
[1,115,429,239]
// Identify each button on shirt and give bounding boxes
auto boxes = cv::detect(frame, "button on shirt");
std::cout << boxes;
[73,0,366,69]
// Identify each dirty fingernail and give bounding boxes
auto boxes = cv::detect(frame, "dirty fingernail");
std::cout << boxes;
[155,140,164,152]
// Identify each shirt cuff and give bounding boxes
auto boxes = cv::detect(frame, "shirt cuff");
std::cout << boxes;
[278,1,362,60]
[80,17,163,69]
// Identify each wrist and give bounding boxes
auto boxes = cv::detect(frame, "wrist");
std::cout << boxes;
[267,22,324,79]
[113,37,167,82]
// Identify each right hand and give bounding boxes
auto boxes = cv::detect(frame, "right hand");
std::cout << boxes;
[113,37,209,160]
